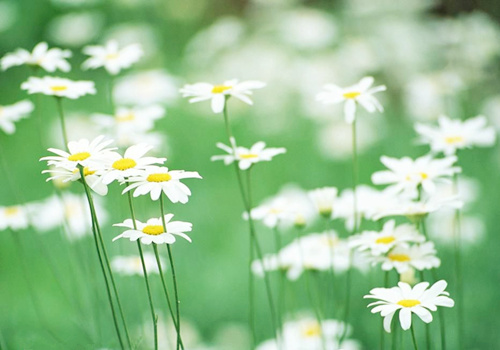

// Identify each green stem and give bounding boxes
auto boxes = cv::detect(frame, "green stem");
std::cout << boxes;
[273,226,284,335]
[419,272,431,350]
[452,175,464,350]
[380,271,389,350]
[55,97,69,147]
[249,231,257,348]
[160,196,182,350]
[411,324,420,350]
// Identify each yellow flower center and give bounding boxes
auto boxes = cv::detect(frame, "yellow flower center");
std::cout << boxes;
[50,85,68,92]
[73,167,96,176]
[397,299,421,308]
[388,253,411,262]
[445,135,464,144]
[116,113,135,123]
[112,158,137,171]
[68,152,91,162]
[343,91,361,99]
[142,225,164,235]
[269,208,282,214]
[147,173,172,182]
[106,53,119,60]
[211,85,232,94]
[302,323,321,338]
[5,207,19,216]
[420,172,428,180]
[375,236,396,244]
[239,153,259,159]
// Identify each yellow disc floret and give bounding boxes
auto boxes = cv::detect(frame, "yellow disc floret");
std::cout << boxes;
[445,135,464,144]
[211,85,232,94]
[343,91,361,99]
[147,173,172,182]
[5,207,19,216]
[397,299,421,308]
[302,323,322,338]
[50,85,68,92]
[68,152,91,162]
[142,225,165,235]
[112,158,137,171]
[239,153,259,159]
[375,236,396,244]
[388,253,411,262]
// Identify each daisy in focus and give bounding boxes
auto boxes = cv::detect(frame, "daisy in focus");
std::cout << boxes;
[0,100,34,134]
[365,280,454,332]
[82,40,143,75]
[211,137,286,170]
[21,76,96,99]
[123,165,202,202]
[316,76,386,123]
[415,115,496,155]
[374,241,440,274]
[0,205,30,231]
[113,214,192,245]
[1,42,71,72]
[180,79,266,113]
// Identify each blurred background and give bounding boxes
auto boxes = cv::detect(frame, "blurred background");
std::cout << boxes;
[1,0,500,349]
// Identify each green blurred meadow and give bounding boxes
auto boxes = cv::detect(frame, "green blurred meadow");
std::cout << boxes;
[1,0,500,349]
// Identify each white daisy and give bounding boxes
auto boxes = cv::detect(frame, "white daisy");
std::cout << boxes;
[111,253,165,276]
[307,186,338,218]
[92,105,165,133]
[374,242,440,274]
[316,76,386,123]
[0,205,29,231]
[211,137,286,170]
[365,280,454,332]
[1,42,71,72]
[123,165,202,203]
[21,76,96,99]
[415,115,496,155]
[101,144,166,185]
[350,220,425,256]
[180,79,266,113]
[113,214,192,245]
[371,155,461,198]
[42,166,108,196]
[0,100,34,134]
[82,40,143,75]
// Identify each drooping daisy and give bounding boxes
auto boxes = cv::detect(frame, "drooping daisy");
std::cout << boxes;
[42,166,108,196]
[1,42,71,72]
[111,253,165,276]
[123,166,202,203]
[0,100,34,134]
[211,137,286,170]
[0,205,29,231]
[307,186,338,218]
[113,214,192,245]
[180,79,266,113]
[101,144,166,185]
[316,76,386,123]
[40,135,118,170]
[371,155,461,198]
[365,280,454,332]
[350,220,425,256]
[21,76,96,99]
[374,242,440,274]
[82,40,143,75]
[415,115,496,155]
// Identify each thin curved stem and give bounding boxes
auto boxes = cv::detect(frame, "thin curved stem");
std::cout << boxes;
[411,324,420,350]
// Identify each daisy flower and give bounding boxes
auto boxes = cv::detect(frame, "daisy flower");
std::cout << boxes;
[1,42,71,72]
[21,76,96,99]
[0,100,34,134]
[415,115,496,155]
[374,242,440,274]
[111,253,165,276]
[101,144,166,185]
[0,205,29,231]
[92,105,165,133]
[350,220,425,256]
[365,280,454,332]
[82,40,143,75]
[113,214,192,245]
[307,186,338,218]
[123,165,202,203]
[42,166,108,196]
[316,76,386,123]
[180,79,266,113]
[40,135,118,170]
[371,155,461,198]
[211,137,286,170]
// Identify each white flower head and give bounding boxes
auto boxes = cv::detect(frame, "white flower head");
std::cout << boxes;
[211,137,286,170]
[111,252,165,276]
[123,165,202,202]
[0,100,34,134]
[21,76,96,99]
[374,242,440,274]
[1,42,71,72]
[113,214,192,245]
[365,280,454,332]
[307,186,338,218]
[92,105,165,133]
[415,115,496,155]
[316,76,386,123]
[180,79,266,113]
[43,166,108,196]
[0,205,29,231]
[82,40,143,75]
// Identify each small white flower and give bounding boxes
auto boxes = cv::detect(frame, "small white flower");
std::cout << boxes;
[113,215,192,245]
[374,242,440,274]
[372,155,461,198]
[0,205,29,231]
[415,115,496,155]
[307,186,338,218]
[43,166,108,196]
[111,253,165,276]
[21,76,96,99]
[0,100,34,134]
[211,137,286,170]
[123,166,202,203]
[316,76,386,123]
[92,105,165,133]
[1,42,71,72]
[82,40,143,75]
[180,79,266,113]
[365,280,454,332]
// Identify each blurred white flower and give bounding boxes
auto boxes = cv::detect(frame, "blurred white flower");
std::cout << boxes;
[21,76,96,99]
[82,40,143,75]
[92,105,166,133]
[111,252,165,276]
[307,187,338,218]
[113,70,178,105]
[46,12,104,47]
[0,2,17,32]
[374,241,440,274]
[1,42,71,72]
[104,23,159,60]
[427,212,485,246]
[0,205,29,231]
[0,100,34,134]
